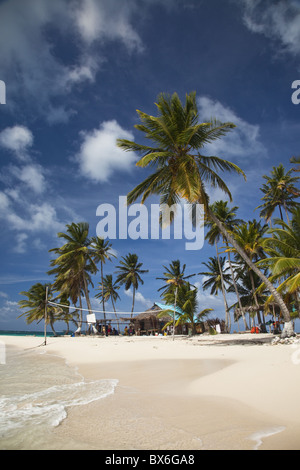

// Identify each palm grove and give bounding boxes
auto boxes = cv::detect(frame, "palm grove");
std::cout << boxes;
[19,92,300,338]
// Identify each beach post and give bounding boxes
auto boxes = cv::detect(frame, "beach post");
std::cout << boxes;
[44,286,48,346]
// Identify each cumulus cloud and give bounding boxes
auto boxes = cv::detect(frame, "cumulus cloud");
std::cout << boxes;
[239,0,300,57]
[77,120,137,182]
[197,96,267,160]
[0,126,33,160]
[125,288,152,308]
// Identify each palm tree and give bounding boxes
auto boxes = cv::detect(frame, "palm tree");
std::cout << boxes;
[290,156,300,172]
[199,256,232,332]
[18,283,59,335]
[115,253,148,317]
[157,259,195,339]
[96,274,121,331]
[227,220,269,326]
[205,200,247,330]
[229,264,269,328]
[49,258,88,332]
[117,91,293,337]
[160,282,213,335]
[257,208,300,308]
[90,237,116,326]
[49,222,97,319]
[256,164,300,224]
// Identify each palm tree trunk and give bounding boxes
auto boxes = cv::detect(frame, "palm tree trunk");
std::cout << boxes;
[225,241,249,330]
[207,209,293,337]
[131,285,136,318]
[173,286,178,341]
[82,273,93,316]
[49,319,57,336]
[111,297,120,332]
[215,241,230,333]
[249,269,262,325]
[101,261,106,326]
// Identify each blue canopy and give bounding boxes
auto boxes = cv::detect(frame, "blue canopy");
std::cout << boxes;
[154,302,184,315]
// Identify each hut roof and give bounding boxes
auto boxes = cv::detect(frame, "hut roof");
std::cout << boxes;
[132,304,172,322]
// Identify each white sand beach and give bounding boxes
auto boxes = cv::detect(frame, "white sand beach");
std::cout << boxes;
[2,333,300,450]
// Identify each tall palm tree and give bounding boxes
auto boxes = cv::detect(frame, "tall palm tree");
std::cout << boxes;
[115,253,148,317]
[157,259,195,339]
[18,283,59,335]
[205,200,247,330]
[90,237,116,326]
[257,208,300,306]
[117,91,294,337]
[96,274,121,331]
[199,256,232,332]
[256,164,300,224]
[49,222,97,318]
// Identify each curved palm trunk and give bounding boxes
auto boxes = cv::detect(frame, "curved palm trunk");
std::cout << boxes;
[208,209,293,337]
[49,318,57,336]
[249,269,262,325]
[215,241,230,333]
[226,243,249,330]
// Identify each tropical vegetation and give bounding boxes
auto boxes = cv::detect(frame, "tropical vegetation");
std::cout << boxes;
[117,91,298,337]
[17,92,299,338]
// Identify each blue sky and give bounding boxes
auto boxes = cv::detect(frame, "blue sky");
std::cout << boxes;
[0,0,299,331]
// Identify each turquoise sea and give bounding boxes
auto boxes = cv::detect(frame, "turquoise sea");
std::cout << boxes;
[0,330,68,337]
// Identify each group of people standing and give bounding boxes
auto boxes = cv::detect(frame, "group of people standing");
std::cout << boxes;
[94,322,135,336]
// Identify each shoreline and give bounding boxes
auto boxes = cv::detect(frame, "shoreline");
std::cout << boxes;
[2,333,300,450]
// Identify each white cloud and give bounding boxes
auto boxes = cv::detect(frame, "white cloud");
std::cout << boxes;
[0,299,20,322]
[77,120,137,182]
[197,96,267,160]
[0,0,145,122]
[73,0,143,51]
[239,0,300,57]
[0,192,65,237]
[14,233,28,254]
[10,164,46,194]
[125,289,152,308]
[0,126,33,160]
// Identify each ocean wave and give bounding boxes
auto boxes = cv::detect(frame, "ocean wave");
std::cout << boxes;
[0,378,118,439]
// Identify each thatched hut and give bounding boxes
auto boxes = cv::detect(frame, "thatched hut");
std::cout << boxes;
[132,304,172,335]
